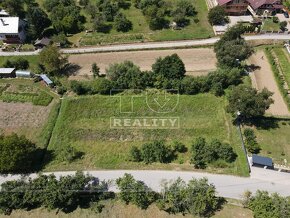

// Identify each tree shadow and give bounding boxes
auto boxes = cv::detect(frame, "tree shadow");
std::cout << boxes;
[63,64,81,76]
[242,116,290,130]
[245,64,261,72]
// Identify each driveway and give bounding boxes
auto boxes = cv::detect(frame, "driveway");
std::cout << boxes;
[1,170,290,199]
[277,13,290,31]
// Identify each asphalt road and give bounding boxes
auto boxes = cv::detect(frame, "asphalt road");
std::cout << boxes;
[1,34,290,56]
[1,170,290,199]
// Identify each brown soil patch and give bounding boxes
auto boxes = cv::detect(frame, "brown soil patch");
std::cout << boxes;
[248,50,290,117]
[0,102,51,133]
[68,48,217,80]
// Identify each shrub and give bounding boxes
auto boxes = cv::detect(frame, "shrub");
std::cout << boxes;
[3,57,29,70]
[129,146,142,162]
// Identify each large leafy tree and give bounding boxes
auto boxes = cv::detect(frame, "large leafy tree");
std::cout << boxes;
[26,7,51,40]
[106,61,145,89]
[39,45,68,76]
[114,12,132,32]
[208,6,228,25]
[245,191,290,218]
[214,24,254,67]
[0,0,25,17]
[0,134,37,173]
[116,173,156,209]
[227,85,274,120]
[152,54,186,80]
[158,177,221,217]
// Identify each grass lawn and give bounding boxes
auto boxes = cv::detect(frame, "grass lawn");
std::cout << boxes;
[0,56,39,71]
[262,19,280,31]
[252,118,290,166]
[46,93,248,176]
[0,200,253,218]
[272,47,290,87]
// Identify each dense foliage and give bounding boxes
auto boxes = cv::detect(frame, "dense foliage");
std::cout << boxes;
[129,141,187,164]
[43,0,85,34]
[116,173,157,209]
[3,57,29,70]
[157,177,221,217]
[208,6,228,25]
[0,134,37,173]
[227,85,274,120]
[243,128,261,154]
[39,45,68,76]
[190,137,237,169]
[0,172,112,215]
[214,25,254,67]
[244,191,290,218]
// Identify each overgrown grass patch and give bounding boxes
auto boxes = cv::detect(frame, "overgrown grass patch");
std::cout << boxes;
[46,93,248,176]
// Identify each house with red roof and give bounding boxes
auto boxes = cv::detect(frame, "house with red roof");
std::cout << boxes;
[217,0,283,15]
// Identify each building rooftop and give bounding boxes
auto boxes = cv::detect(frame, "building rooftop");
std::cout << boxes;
[0,68,15,74]
[40,74,53,85]
[0,17,19,34]
[252,154,273,167]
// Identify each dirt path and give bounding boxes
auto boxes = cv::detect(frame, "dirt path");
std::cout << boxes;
[68,48,217,80]
[248,51,290,117]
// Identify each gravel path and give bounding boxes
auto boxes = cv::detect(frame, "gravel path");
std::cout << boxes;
[249,51,290,117]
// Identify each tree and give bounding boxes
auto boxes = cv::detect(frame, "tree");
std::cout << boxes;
[246,191,290,218]
[227,85,274,120]
[280,21,287,31]
[0,134,37,173]
[116,174,156,209]
[93,14,111,33]
[190,137,207,169]
[26,7,51,40]
[152,54,186,81]
[92,63,100,78]
[158,177,221,217]
[208,6,228,25]
[214,38,254,67]
[0,0,25,17]
[3,57,29,70]
[106,61,145,89]
[39,45,68,75]
[114,12,132,32]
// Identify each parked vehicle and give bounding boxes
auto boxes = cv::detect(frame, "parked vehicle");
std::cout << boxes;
[284,12,289,18]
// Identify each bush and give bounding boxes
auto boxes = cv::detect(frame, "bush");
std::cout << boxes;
[243,128,261,154]
[129,146,142,162]
[114,12,132,32]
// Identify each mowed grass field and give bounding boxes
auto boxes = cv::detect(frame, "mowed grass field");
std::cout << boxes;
[46,93,248,176]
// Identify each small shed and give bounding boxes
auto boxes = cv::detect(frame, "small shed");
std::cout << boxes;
[34,37,51,49]
[16,70,32,78]
[40,74,53,87]
[252,154,274,169]
[0,68,16,78]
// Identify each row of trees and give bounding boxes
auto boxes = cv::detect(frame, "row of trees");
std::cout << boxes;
[0,172,222,217]
[191,137,237,169]
[0,172,112,215]
[117,174,222,217]
[129,141,187,164]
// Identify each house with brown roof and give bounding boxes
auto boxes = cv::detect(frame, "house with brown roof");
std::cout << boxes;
[217,0,283,15]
